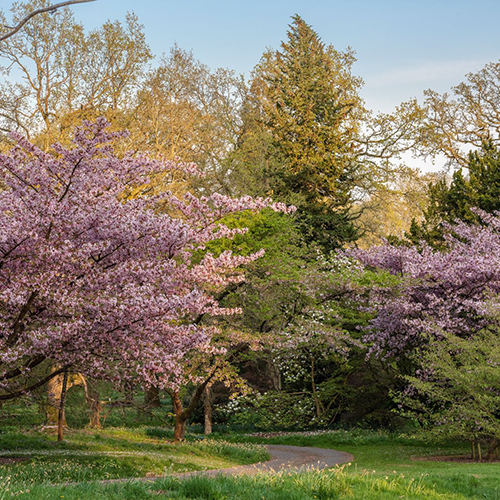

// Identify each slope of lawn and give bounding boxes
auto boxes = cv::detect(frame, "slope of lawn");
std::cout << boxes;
[5,429,500,499]
[0,426,268,497]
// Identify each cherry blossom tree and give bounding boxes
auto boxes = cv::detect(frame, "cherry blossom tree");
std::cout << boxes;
[0,118,290,436]
[352,215,500,456]
[352,214,500,362]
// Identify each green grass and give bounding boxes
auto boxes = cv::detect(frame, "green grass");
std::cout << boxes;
[8,464,500,499]
[0,426,268,497]
[230,429,500,500]
[1,428,500,499]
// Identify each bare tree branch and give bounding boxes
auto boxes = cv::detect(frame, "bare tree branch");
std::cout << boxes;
[0,364,71,401]
[0,0,97,42]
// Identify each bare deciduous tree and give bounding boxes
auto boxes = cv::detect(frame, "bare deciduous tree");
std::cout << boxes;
[0,2,150,148]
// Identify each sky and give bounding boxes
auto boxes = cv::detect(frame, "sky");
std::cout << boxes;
[61,0,500,115]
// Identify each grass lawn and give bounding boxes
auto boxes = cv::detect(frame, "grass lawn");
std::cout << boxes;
[1,429,499,499]
[240,430,500,499]
[0,426,268,498]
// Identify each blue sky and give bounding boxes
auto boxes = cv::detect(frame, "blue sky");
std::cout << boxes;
[64,0,500,115]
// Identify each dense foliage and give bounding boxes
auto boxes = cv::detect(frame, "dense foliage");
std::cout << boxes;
[407,142,500,247]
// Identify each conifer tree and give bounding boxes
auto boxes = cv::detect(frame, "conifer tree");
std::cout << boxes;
[237,15,365,251]
[407,141,500,247]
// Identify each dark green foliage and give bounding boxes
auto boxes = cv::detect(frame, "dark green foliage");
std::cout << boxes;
[407,141,500,246]
[233,15,364,252]
[211,256,403,431]
[295,203,359,253]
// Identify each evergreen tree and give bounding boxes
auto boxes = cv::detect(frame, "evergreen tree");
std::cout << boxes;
[407,141,500,247]
[234,15,365,252]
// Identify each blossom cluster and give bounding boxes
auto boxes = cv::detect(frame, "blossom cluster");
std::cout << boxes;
[0,118,285,393]
[351,215,500,359]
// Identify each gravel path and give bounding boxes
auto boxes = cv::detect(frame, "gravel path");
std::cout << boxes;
[175,444,354,478]
[67,444,353,485]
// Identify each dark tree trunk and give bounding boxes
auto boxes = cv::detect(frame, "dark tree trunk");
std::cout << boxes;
[168,377,214,443]
[173,414,187,441]
[487,438,499,461]
[48,372,101,429]
[171,391,187,441]
[267,359,281,390]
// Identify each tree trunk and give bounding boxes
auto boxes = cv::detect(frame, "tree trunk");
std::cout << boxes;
[48,371,100,428]
[144,386,161,408]
[487,438,499,461]
[81,378,102,429]
[171,391,187,441]
[168,380,212,442]
[47,368,68,426]
[174,414,187,441]
[267,359,281,390]
[57,370,69,442]
[204,385,213,435]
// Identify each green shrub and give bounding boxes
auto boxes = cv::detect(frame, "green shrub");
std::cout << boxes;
[220,392,320,431]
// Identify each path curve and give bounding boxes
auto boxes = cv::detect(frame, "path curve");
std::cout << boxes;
[76,445,353,485]
[175,444,353,478]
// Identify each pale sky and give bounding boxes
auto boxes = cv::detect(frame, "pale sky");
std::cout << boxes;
[2,0,499,172]
[61,0,500,115]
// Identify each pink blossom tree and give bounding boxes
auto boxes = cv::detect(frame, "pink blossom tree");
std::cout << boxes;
[352,216,500,456]
[352,215,500,361]
[0,118,289,437]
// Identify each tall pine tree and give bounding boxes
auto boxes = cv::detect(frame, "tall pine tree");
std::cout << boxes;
[234,15,365,252]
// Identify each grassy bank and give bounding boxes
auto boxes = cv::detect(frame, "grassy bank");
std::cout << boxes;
[0,426,268,497]
[1,429,500,499]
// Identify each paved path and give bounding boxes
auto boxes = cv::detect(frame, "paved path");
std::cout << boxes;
[175,444,353,478]
[66,444,353,485]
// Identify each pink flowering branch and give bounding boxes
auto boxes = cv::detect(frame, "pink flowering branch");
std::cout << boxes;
[351,215,500,360]
[0,118,291,407]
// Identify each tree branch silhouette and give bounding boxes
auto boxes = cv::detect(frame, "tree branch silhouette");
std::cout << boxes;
[0,0,97,42]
